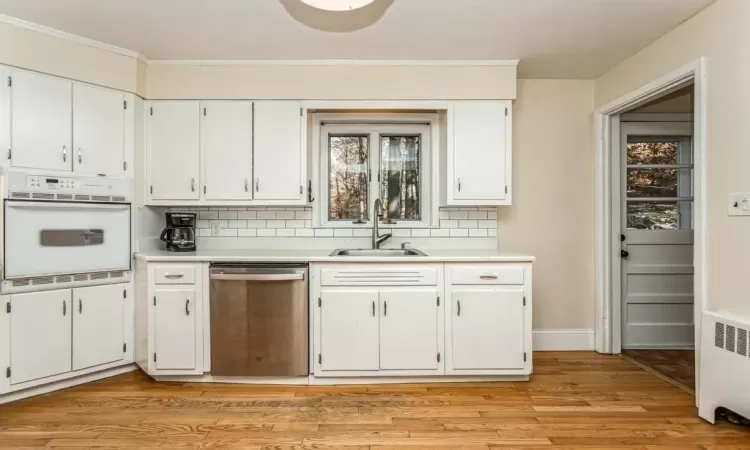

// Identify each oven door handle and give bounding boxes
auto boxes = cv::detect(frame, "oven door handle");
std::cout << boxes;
[210,273,304,282]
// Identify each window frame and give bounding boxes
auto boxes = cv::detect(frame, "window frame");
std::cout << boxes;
[312,113,438,229]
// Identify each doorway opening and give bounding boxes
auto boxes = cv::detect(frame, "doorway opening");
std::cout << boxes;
[617,85,696,392]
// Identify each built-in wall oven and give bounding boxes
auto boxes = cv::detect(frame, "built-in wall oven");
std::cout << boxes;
[1,170,132,293]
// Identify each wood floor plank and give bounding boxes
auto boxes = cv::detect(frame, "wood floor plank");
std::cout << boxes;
[0,352,745,449]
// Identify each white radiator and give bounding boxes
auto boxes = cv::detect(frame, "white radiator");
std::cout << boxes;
[699,311,750,423]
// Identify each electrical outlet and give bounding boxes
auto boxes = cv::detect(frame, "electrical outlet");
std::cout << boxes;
[211,221,222,236]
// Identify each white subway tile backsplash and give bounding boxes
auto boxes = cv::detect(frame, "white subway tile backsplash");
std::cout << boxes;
[257,211,276,219]
[237,211,257,220]
[459,220,478,229]
[449,211,468,220]
[450,229,469,237]
[440,220,458,229]
[276,229,295,237]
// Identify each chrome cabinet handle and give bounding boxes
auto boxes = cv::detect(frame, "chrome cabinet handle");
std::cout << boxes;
[164,273,184,279]
[457,300,461,316]
[78,298,82,314]
[62,145,67,162]
[190,178,196,192]
[78,148,82,164]
[245,178,249,192]
[372,301,375,317]
[384,300,387,316]
[457,178,462,192]
[185,299,190,316]
[480,274,498,280]
[63,300,67,316]
[255,178,260,192]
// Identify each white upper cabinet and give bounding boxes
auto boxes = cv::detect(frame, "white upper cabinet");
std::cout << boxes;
[444,100,512,206]
[148,101,200,200]
[72,284,125,371]
[253,101,305,201]
[73,83,125,176]
[201,101,253,200]
[10,69,72,172]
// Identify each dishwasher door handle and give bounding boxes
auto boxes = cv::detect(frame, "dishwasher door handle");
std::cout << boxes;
[210,273,305,281]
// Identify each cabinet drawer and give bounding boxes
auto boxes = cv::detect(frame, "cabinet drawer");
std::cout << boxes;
[449,265,524,285]
[321,268,438,286]
[153,265,196,285]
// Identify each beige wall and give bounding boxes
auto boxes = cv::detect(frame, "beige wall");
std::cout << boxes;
[499,79,596,330]
[0,22,138,92]
[144,64,517,100]
[596,0,750,316]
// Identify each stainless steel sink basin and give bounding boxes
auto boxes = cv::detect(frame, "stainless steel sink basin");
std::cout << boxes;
[330,248,427,257]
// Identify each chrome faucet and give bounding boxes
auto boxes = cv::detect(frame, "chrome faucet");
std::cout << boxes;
[372,198,392,249]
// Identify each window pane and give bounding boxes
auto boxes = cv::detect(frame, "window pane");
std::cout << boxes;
[627,141,679,165]
[627,168,683,198]
[329,136,369,221]
[627,202,678,230]
[380,136,420,221]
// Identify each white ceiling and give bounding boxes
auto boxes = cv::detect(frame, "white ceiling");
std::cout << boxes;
[0,0,715,78]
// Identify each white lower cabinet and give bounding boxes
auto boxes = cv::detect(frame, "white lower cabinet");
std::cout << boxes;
[379,290,439,371]
[449,288,525,372]
[9,290,72,385]
[319,290,379,372]
[72,284,125,371]
[153,288,197,371]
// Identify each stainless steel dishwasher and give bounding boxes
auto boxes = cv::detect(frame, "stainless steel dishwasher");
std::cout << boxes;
[209,263,309,376]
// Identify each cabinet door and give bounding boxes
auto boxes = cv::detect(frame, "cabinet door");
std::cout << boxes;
[10,69,72,171]
[379,290,439,370]
[320,290,379,371]
[73,83,124,176]
[72,284,125,371]
[153,288,197,370]
[148,101,200,200]
[452,101,508,201]
[253,101,303,200]
[201,101,253,200]
[9,290,72,384]
[451,288,524,370]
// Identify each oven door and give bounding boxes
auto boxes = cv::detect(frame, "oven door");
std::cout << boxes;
[4,201,131,279]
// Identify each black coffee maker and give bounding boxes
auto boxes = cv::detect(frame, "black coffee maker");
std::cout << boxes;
[160,212,197,252]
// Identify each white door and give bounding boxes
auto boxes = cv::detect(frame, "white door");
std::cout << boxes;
[253,101,303,201]
[10,69,72,171]
[9,290,72,384]
[154,288,196,370]
[621,123,694,349]
[4,202,131,279]
[148,101,200,200]
[451,288,525,370]
[320,290,379,372]
[452,101,508,201]
[201,101,253,200]
[72,284,125,371]
[379,290,439,370]
[73,83,124,176]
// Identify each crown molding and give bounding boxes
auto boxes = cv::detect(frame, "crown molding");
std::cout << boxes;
[0,14,146,61]
[146,59,519,67]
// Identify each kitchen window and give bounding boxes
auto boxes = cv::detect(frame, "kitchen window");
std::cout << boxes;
[317,118,435,228]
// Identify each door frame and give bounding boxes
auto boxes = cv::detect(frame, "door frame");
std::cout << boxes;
[594,58,707,402]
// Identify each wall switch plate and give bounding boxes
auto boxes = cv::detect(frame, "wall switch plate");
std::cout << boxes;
[210,221,222,236]
[728,193,750,216]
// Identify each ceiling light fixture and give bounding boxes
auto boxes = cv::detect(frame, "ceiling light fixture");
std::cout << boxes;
[299,0,376,11]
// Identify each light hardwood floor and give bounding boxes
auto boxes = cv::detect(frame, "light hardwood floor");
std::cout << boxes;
[0,352,748,449]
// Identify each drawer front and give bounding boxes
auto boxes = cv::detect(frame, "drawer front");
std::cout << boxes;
[449,265,524,285]
[153,265,197,285]
[320,268,438,286]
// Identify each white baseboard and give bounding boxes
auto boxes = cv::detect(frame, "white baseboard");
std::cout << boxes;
[533,329,595,351]
[0,364,138,405]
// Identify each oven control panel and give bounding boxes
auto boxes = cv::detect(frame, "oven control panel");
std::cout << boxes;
[26,175,79,190]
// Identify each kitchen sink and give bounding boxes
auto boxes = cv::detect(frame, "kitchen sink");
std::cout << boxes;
[330,248,427,257]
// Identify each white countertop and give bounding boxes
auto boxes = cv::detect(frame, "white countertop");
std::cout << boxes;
[134,248,535,263]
